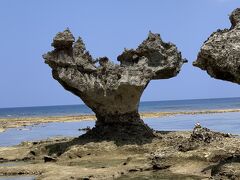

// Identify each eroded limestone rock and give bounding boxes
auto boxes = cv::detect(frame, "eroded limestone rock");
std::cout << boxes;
[193,8,240,84]
[43,29,185,138]
[178,125,232,152]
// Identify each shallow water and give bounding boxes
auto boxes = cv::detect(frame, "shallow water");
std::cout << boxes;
[0,121,94,146]
[0,176,35,180]
[0,162,28,167]
[0,112,239,146]
[145,112,240,134]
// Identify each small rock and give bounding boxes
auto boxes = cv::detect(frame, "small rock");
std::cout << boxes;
[78,126,91,132]
[149,152,171,170]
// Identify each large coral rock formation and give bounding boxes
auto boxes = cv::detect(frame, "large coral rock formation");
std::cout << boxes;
[43,29,185,139]
[193,8,240,84]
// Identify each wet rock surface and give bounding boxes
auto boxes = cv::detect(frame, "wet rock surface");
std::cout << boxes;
[43,30,185,137]
[193,8,240,84]
[0,127,240,179]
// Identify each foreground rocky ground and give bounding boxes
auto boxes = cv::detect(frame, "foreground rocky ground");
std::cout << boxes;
[0,125,239,180]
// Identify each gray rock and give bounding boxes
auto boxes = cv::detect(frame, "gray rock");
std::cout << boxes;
[190,125,231,143]
[43,29,185,138]
[178,125,232,152]
[211,153,240,180]
[149,152,171,170]
[193,8,240,84]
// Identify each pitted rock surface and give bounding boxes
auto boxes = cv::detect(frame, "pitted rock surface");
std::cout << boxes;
[190,126,231,143]
[193,8,240,84]
[178,126,232,152]
[43,29,185,137]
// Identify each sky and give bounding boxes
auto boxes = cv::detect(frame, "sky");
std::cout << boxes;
[0,0,239,108]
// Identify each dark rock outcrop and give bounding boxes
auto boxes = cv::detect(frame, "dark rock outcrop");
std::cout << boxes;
[193,8,240,84]
[190,125,231,143]
[43,29,185,138]
[211,153,240,180]
[178,125,231,152]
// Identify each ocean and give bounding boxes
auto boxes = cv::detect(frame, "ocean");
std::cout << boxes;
[0,97,240,146]
[0,97,240,118]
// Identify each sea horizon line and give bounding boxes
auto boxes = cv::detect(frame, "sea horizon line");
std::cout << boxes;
[0,96,239,109]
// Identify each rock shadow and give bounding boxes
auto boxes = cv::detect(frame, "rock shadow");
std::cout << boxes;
[210,153,240,179]
[44,126,156,157]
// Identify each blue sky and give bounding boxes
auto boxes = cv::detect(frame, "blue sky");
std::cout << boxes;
[0,0,239,108]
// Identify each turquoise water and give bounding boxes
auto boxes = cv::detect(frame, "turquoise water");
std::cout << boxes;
[0,97,240,118]
[0,112,239,146]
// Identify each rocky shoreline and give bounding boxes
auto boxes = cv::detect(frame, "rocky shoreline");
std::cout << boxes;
[0,125,239,179]
[0,109,239,133]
